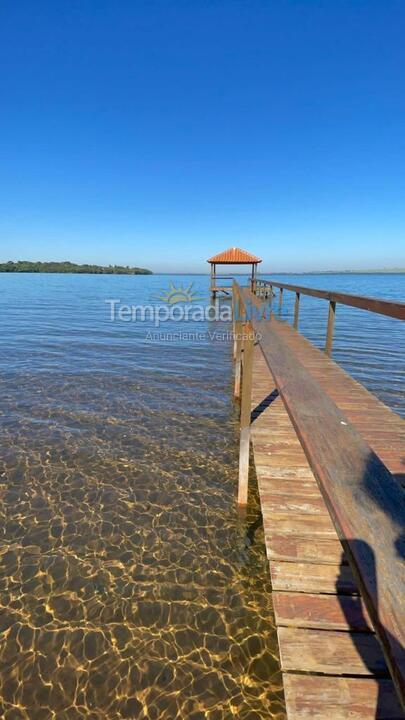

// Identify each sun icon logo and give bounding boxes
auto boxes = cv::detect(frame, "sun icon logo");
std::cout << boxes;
[151,282,204,304]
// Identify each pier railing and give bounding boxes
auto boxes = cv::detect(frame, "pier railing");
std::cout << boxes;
[255,278,405,355]
[232,280,405,708]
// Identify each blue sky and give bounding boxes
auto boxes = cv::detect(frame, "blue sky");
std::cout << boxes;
[0,0,404,273]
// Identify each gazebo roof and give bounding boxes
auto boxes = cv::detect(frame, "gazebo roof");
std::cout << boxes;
[207,247,262,264]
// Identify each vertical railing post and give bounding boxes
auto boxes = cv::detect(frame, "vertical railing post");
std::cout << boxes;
[293,292,300,329]
[325,300,336,356]
[232,281,237,358]
[278,287,283,312]
[233,288,243,399]
[238,321,253,505]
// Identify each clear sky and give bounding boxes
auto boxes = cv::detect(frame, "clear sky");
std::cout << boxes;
[0,0,404,273]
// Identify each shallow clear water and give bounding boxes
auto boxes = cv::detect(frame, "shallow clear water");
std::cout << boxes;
[0,272,403,719]
[0,273,284,720]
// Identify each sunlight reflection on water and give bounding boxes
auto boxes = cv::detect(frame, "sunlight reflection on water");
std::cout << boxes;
[0,271,403,717]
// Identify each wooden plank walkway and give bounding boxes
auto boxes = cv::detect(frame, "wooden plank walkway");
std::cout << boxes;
[270,322,405,485]
[249,338,405,719]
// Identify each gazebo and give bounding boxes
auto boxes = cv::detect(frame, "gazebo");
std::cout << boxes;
[207,247,262,298]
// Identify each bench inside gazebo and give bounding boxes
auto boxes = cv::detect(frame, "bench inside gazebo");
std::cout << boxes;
[207,247,262,299]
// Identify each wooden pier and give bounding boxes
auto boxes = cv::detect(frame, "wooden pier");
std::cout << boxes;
[232,280,405,719]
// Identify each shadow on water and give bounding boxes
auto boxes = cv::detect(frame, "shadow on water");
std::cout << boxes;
[336,454,405,719]
[245,511,264,549]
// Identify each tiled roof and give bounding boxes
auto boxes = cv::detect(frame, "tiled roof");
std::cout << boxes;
[207,247,262,264]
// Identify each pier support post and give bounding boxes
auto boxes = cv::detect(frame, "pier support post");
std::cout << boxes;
[278,287,283,312]
[293,292,300,329]
[325,300,336,356]
[232,282,237,358]
[238,321,253,505]
[233,285,244,399]
[234,318,243,399]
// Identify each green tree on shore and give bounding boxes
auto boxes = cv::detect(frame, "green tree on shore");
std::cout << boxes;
[0,260,152,274]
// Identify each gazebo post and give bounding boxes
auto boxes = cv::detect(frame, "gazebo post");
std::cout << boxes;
[251,263,257,293]
[210,262,216,299]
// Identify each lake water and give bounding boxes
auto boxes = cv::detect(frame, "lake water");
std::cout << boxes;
[0,272,403,719]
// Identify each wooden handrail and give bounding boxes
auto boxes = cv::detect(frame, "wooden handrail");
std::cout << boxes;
[236,282,405,708]
[255,279,405,321]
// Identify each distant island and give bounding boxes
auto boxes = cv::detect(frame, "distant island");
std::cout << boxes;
[0,261,152,274]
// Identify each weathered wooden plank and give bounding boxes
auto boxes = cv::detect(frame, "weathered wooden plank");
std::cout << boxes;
[278,627,388,675]
[263,513,337,537]
[259,479,321,497]
[261,494,329,515]
[283,675,405,720]
[256,466,316,480]
[268,535,345,564]
[254,453,311,467]
[273,591,373,631]
[270,561,357,594]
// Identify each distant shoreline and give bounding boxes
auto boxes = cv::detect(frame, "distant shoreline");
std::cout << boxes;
[153,270,405,276]
[0,261,152,275]
[0,263,403,276]
[259,270,405,276]
[275,270,405,275]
